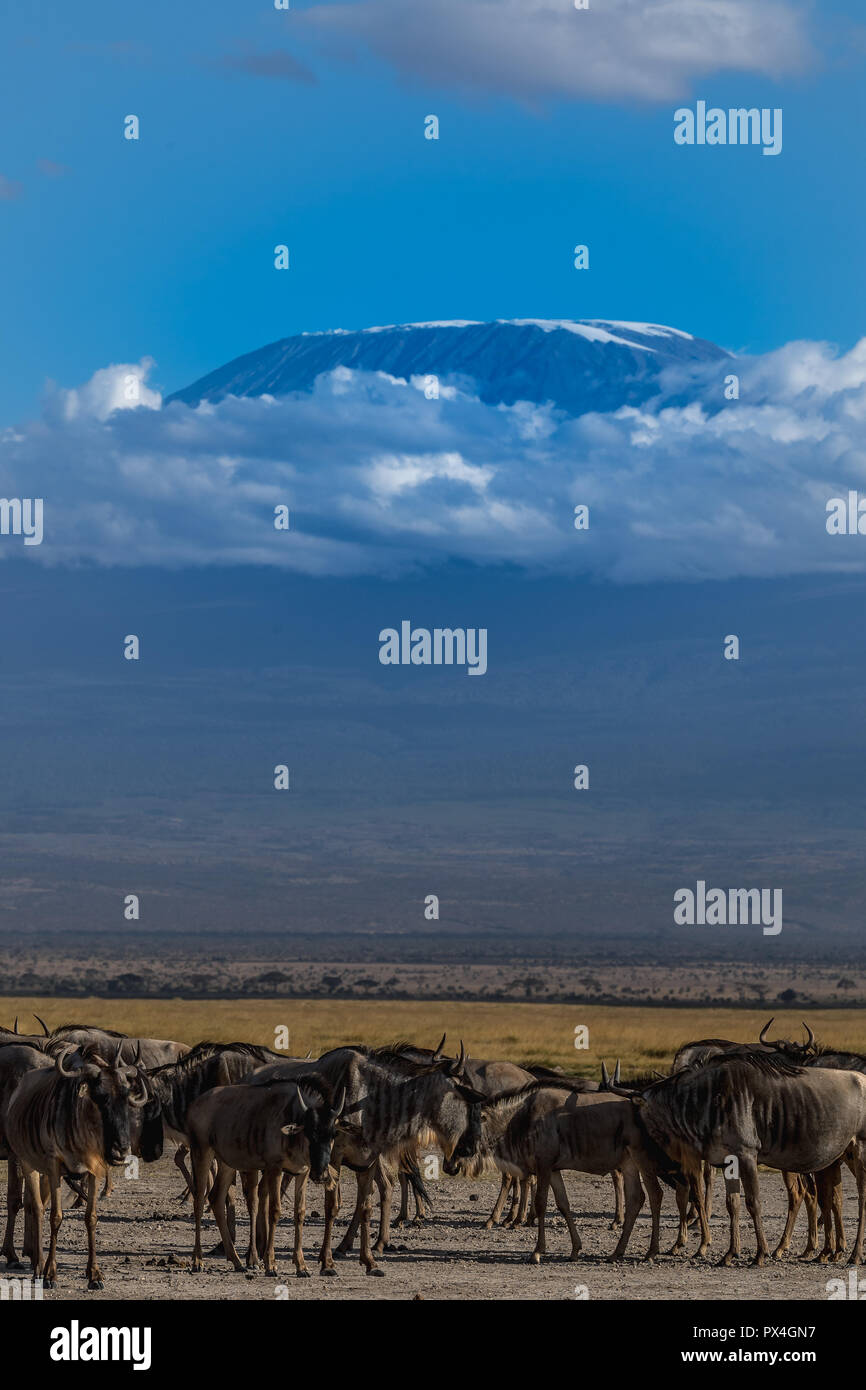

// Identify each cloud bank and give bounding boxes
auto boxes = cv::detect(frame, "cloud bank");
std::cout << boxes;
[3,336,866,583]
[297,0,813,104]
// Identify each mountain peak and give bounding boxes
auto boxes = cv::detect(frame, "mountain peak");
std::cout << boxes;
[167,317,729,415]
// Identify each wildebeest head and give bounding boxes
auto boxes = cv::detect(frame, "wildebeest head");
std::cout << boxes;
[281,1081,346,1187]
[55,1041,149,1165]
[441,1083,490,1175]
[756,1017,817,1060]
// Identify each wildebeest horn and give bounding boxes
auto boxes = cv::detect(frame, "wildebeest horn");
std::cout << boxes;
[802,1021,815,1049]
[613,1060,621,1084]
[114,1040,125,1066]
[432,1033,447,1063]
[453,1039,466,1074]
[134,1040,142,1065]
[13,1017,19,1034]
[129,1069,149,1107]
[295,1084,308,1112]
[759,1017,774,1044]
[304,1049,312,1061]
[33,1014,49,1036]
[55,1045,79,1077]
[601,1060,610,1087]
[333,1086,346,1118]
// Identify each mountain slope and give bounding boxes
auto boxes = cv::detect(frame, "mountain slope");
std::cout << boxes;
[166,319,730,414]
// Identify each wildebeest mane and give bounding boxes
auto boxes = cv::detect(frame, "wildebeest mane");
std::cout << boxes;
[483,1078,589,1108]
[146,1041,277,1078]
[52,1023,128,1037]
[670,1050,805,1084]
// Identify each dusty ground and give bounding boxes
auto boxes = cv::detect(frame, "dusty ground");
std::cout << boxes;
[2,1155,857,1303]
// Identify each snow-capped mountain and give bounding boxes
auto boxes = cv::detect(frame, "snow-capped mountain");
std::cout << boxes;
[167,319,730,414]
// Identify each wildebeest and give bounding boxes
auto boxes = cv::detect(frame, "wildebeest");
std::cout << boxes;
[0,1040,54,1267]
[5,1042,150,1288]
[187,1074,345,1277]
[671,1018,816,1072]
[46,1024,189,1070]
[443,1077,672,1263]
[616,1052,866,1266]
[145,1039,296,1229]
[772,1046,866,1261]
[245,1041,485,1273]
[0,1016,51,1050]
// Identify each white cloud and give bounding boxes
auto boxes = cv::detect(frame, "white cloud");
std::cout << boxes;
[298,0,813,104]
[4,337,866,583]
[54,360,162,422]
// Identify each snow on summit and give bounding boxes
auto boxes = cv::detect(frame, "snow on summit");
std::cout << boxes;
[167,317,727,416]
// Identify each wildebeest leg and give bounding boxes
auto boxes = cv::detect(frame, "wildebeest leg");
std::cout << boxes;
[243,1170,260,1269]
[503,1177,521,1227]
[485,1172,512,1230]
[549,1171,581,1259]
[704,1162,715,1223]
[293,1171,310,1277]
[190,1143,213,1273]
[739,1154,769,1265]
[100,1170,113,1201]
[373,1161,394,1253]
[255,1173,269,1259]
[319,1180,339,1275]
[530,1170,550,1264]
[209,1163,243,1271]
[721,1174,741,1266]
[849,1151,866,1266]
[640,1168,663,1259]
[21,1165,44,1279]
[799,1181,819,1259]
[356,1166,383,1276]
[262,1169,280,1277]
[814,1164,839,1264]
[512,1177,533,1228]
[84,1173,104,1290]
[44,1161,64,1289]
[609,1168,625,1230]
[395,1170,410,1228]
[2,1158,26,1268]
[687,1161,712,1258]
[335,1177,363,1255]
[610,1159,644,1260]
[831,1162,847,1255]
[772,1171,802,1259]
[669,1176,690,1254]
[173,1143,196,1202]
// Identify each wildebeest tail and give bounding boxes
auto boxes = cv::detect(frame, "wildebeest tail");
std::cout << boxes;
[403,1154,431,1207]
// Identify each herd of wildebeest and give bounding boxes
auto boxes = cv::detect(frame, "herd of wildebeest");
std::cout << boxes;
[0,1014,865,1291]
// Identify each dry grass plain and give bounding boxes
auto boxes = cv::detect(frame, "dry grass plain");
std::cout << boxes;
[2,998,864,1075]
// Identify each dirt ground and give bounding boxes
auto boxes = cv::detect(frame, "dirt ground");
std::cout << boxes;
[2,1154,857,1303]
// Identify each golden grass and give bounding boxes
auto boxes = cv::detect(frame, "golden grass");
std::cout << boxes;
[3,998,865,1075]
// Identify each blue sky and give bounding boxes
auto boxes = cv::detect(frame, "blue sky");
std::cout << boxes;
[1,0,864,424]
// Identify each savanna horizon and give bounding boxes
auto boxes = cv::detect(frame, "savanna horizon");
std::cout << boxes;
[3,999,863,1076]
